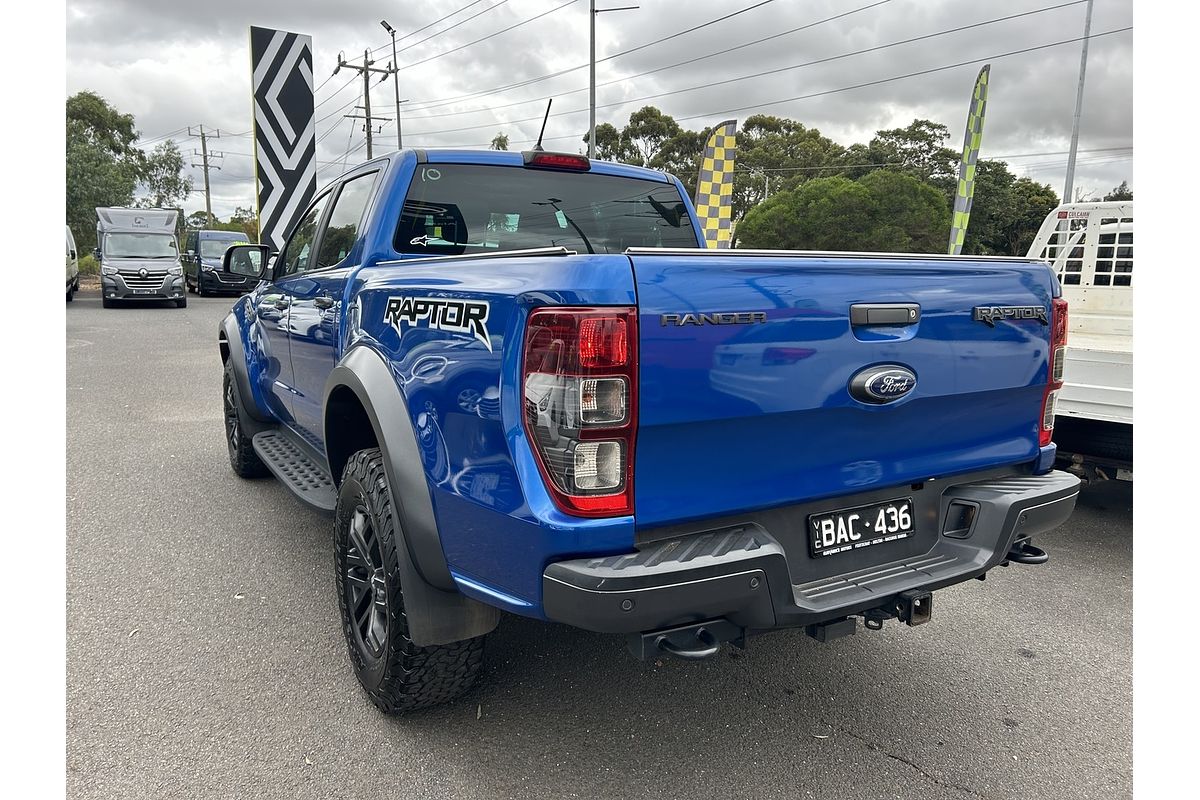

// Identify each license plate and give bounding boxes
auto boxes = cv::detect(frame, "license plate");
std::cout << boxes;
[134,289,155,294]
[808,497,915,558]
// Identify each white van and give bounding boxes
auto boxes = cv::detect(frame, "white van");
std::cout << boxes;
[65,225,79,302]
[1026,201,1132,477]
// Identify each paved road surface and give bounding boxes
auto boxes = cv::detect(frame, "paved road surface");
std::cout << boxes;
[66,290,1132,799]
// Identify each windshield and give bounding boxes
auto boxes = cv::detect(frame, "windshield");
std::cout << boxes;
[200,238,247,259]
[393,164,700,255]
[104,233,178,259]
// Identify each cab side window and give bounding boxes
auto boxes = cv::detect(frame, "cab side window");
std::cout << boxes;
[276,192,332,279]
[317,171,379,269]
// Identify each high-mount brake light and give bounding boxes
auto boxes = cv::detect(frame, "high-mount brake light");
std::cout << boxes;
[522,151,592,171]
[1040,297,1069,447]
[523,307,637,517]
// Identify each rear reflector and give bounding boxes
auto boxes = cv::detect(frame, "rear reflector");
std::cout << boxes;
[522,151,592,171]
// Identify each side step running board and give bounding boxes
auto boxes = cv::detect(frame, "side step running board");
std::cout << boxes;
[252,431,337,513]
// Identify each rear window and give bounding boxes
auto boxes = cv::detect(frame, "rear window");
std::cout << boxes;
[393,164,699,256]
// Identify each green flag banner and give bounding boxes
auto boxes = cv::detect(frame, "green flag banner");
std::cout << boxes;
[948,64,990,255]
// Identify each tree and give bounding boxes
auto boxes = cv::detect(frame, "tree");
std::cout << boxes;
[648,128,707,200]
[1003,177,1058,256]
[622,106,682,166]
[583,122,639,164]
[185,211,210,229]
[736,170,949,252]
[1104,180,1133,201]
[137,140,192,209]
[229,206,260,242]
[734,114,846,222]
[66,92,142,250]
[66,90,139,159]
[868,119,959,195]
[584,107,682,167]
[490,132,509,151]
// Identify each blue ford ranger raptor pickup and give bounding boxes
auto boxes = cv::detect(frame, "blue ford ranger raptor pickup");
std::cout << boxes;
[217,148,1079,713]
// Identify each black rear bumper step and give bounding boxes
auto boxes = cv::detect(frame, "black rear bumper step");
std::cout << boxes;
[543,469,1080,645]
[252,430,337,513]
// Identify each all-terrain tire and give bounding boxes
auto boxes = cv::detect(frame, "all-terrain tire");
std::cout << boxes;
[335,448,486,713]
[101,296,115,308]
[66,283,75,302]
[176,296,188,308]
[222,360,270,478]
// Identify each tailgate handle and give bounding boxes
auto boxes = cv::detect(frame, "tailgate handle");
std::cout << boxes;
[850,303,920,326]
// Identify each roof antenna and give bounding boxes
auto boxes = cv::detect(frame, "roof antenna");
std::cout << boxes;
[533,99,553,152]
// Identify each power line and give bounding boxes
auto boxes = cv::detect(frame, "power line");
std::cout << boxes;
[402,7,1116,140]
[394,0,583,75]
[366,0,513,60]
[404,0,788,113]
[670,26,1131,125]
[428,26,1130,148]
[407,0,895,121]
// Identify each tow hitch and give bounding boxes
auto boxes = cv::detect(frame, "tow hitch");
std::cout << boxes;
[861,590,934,630]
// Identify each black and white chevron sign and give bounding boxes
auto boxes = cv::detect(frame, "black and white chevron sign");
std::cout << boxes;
[250,26,316,251]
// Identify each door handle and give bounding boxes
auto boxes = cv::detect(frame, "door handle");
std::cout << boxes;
[850,303,920,326]
[314,295,336,310]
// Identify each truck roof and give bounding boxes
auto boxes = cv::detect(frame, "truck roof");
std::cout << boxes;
[193,229,248,239]
[96,207,178,233]
[363,148,673,185]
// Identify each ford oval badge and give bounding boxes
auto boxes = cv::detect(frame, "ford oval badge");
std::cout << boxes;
[849,365,917,405]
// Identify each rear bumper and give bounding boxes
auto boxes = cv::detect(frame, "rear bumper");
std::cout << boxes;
[543,470,1080,635]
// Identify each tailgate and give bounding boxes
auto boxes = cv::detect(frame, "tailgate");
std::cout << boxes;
[630,250,1057,527]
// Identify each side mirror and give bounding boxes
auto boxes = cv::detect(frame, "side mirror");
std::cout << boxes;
[222,244,271,280]
[69,249,77,260]
[92,247,101,260]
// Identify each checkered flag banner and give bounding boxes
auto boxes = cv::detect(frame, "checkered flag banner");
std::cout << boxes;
[693,120,738,249]
[250,26,317,251]
[948,65,990,255]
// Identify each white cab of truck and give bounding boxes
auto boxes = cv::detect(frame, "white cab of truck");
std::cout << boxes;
[1026,201,1132,474]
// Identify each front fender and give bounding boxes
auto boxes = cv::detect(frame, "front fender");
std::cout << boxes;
[219,308,271,423]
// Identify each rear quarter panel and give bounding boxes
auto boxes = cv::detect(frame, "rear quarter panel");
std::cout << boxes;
[348,160,643,610]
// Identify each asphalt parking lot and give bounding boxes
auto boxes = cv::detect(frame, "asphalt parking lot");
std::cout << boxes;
[66,288,1132,800]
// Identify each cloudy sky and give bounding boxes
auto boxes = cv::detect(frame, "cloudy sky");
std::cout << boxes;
[65,0,1132,220]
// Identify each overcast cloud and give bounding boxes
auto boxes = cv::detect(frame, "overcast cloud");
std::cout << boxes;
[65,0,1133,219]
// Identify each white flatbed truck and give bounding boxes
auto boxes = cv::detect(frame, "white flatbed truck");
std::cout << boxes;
[1027,201,1132,481]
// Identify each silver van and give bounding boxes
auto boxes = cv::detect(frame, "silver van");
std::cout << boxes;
[65,225,79,302]
[95,208,187,309]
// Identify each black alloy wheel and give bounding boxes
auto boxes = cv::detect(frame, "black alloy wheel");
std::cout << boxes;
[342,506,389,659]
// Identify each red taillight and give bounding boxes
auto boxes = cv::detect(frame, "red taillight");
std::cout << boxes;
[523,307,637,517]
[1040,297,1069,447]
[522,151,592,171]
[578,316,627,367]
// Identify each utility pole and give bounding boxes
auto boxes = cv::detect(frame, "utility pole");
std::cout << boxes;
[589,3,638,158]
[188,125,221,227]
[1063,0,1094,205]
[336,50,394,160]
[380,20,407,149]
